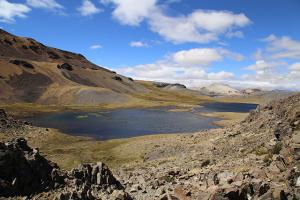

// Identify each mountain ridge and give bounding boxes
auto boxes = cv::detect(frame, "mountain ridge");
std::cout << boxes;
[0,29,148,104]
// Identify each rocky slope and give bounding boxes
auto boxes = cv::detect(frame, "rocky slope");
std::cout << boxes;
[115,93,300,199]
[0,138,131,199]
[0,93,299,199]
[0,29,147,105]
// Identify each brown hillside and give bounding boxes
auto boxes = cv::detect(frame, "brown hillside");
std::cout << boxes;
[0,29,147,104]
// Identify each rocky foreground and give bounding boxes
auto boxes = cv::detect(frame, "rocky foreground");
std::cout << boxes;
[0,94,300,199]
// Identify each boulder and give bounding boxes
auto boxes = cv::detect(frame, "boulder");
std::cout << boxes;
[57,63,73,71]
[0,138,60,197]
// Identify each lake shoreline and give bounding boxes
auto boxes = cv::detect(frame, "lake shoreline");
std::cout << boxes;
[18,102,257,140]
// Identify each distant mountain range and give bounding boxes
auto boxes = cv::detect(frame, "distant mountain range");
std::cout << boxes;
[192,83,263,96]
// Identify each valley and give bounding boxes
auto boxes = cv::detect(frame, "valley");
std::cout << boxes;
[0,28,299,200]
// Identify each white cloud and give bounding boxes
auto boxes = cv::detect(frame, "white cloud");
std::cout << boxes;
[239,35,300,90]
[226,31,244,39]
[207,71,234,80]
[101,1,251,43]
[172,48,222,66]
[90,44,102,49]
[262,35,300,60]
[0,0,31,23]
[129,41,148,47]
[171,48,244,66]
[148,9,250,44]
[102,0,157,26]
[26,0,63,10]
[78,0,102,16]
[217,48,245,61]
[245,60,284,71]
[116,47,242,87]
[290,62,300,71]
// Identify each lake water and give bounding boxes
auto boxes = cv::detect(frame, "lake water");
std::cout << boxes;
[24,102,257,140]
[197,102,258,113]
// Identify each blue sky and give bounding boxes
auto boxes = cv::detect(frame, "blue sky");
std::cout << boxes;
[1,0,300,89]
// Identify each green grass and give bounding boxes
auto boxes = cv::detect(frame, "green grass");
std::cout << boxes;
[23,129,179,170]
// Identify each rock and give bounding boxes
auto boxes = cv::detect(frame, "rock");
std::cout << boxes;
[130,184,140,193]
[0,138,60,197]
[57,63,73,71]
[0,138,131,199]
[0,109,7,119]
[9,59,34,69]
[292,133,300,144]
[113,76,122,81]
[153,82,186,89]
[155,187,165,197]
[273,188,288,200]
[111,190,131,200]
[296,176,300,187]
[258,182,270,196]
[217,171,234,185]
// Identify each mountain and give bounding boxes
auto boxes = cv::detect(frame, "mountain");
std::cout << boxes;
[240,88,262,95]
[0,29,147,104]
[153,82,187,90]
[195,83,242,96]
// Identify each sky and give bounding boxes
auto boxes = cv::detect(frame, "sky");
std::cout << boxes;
[0,0,300,90]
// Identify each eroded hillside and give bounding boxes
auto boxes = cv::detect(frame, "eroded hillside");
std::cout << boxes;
[0,29,148,104]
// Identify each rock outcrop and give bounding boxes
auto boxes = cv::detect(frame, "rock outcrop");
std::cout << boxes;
[0,137,131,199]
[0,138,60,197]
[153,82,187,90]
[0,109,29,133]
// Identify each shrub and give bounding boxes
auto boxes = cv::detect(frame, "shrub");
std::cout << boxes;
[201,159,210,167]
[254,146,268,156]
[271,142,282,155]
[263,154,272,165]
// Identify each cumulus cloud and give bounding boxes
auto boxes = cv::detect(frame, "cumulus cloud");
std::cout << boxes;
[90,44,102,49]
[262,35,300,60]
[245,60,285,71]
[26,0,63,11]
[0,0,31,23]
[116,47,242,87]
[172,48,222,66]
[148,9,250,44]
[102,0,157,26]
[129,41,149,47]
[101,0,251,43]
[240,35,300,90]
[78,0,102,16]
[290,62,300,71]
[172,48,244,67]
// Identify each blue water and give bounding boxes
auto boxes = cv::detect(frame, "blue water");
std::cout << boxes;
[24,108,218,140]
[197,102,258,113]
[24,102,257,140]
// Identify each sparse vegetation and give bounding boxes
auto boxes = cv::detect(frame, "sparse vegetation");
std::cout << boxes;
[271,142,282,155]
[201,159,210,167]
[263,154,272,165]
[254,145,268,156]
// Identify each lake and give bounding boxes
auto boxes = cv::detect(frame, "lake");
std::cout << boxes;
[197,102,258,113]
[23,102,257,140]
